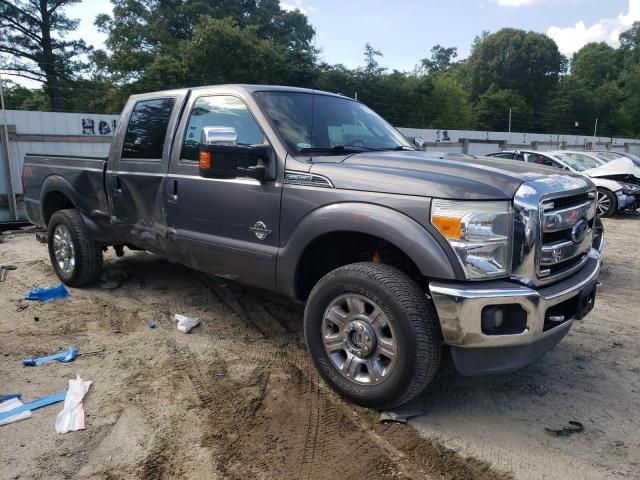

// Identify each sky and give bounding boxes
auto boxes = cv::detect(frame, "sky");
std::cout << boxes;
[7,0,640,86]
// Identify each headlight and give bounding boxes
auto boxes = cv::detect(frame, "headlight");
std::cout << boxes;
[617,181,640,194]
[431,199,512,280]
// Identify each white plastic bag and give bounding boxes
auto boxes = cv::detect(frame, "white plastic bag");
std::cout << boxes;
[0,398,32,426]
[174,314,201,334]
[55,375,92,433]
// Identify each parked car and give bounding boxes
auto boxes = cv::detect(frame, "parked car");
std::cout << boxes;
[23,86,603,409]
[488,150,640,217]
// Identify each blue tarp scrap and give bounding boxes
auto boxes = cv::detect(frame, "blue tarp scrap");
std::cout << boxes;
[23,347,78,366]
[25,283,69,302]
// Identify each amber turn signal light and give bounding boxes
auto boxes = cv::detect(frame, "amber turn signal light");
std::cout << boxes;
[199,151,212,169]
[431,216,462,240]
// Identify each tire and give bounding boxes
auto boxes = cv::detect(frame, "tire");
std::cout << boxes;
[47,209,103,286]
[596,188,617,218]
[304,262,442,409]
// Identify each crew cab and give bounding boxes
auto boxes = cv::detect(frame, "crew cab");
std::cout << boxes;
[23,85,603,409]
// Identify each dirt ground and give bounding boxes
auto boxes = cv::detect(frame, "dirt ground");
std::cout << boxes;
[0,215,638,480]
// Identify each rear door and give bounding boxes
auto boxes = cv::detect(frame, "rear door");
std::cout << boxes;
[107,92,186,253]
[165,91,284,291]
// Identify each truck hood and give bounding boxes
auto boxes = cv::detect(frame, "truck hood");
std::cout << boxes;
[309,151,589,200]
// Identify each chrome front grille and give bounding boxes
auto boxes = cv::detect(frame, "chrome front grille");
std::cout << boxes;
[511,175,597,287]
[538,196,596,279]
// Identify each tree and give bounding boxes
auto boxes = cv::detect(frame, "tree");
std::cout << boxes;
[421,45,458,76]
[0,0,91,111]
[466,28,566,103]
[619,21,640,66]
[474,88,528,131]
[571,43,621,90]
[95,0,315,82]
[362,43,384,77]
[428,76,472,129]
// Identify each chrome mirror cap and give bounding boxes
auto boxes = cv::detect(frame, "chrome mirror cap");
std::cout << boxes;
[201,126,238,146]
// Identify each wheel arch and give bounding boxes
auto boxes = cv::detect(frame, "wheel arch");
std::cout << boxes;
[40,175,80,225]
[276,202,461,301]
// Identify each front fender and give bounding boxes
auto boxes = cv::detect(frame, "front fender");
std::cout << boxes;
[275,202,461,299]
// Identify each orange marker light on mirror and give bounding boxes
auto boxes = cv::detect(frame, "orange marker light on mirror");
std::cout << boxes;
[199,151,212,169]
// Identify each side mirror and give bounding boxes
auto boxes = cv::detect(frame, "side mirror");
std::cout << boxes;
[198,126,274,181]
[413,137,425,150]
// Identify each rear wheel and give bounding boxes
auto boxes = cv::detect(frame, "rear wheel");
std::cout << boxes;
[304,262,442,409]
[47,209,103,286]
[596,188,617,218]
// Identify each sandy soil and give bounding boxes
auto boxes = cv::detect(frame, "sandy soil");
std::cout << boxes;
[0,215,638,479]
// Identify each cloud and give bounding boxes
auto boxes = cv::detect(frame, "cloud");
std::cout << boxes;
[280,0,315,15]
[547,0,640,55]
[497,0,545,6]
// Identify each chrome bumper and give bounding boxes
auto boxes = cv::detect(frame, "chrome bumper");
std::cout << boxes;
[429,248,601,349]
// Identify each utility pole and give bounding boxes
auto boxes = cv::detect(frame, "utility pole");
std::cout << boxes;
[592,118,598,151]
[508,108,512,134]
[0,71,18,221]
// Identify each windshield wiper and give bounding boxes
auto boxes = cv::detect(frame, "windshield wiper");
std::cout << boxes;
[301,145,414,154]
[300,145,375,154]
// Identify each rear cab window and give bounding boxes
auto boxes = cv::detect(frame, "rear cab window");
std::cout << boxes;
[122,98,176,161]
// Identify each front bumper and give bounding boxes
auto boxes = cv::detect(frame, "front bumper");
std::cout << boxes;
[429,248,601,375]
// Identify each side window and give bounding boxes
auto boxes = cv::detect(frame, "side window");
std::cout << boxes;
[181,95,265,162]
[493,152,514,159]
[122,98,175,160]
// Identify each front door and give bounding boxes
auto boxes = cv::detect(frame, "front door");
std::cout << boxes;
[165,93,283,291]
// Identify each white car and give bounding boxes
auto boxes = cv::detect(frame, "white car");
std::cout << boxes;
[487,150,640,217]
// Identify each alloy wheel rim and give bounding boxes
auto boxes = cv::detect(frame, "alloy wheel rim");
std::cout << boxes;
[596,192,610,216]
[52,224,76,275]
[321,293,397,385]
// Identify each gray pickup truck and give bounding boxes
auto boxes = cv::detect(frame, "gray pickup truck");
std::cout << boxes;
[23,85,604,409]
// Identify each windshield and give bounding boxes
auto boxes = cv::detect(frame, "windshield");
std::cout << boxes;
[556,153,601,171]
[254,91,413,155]
[594,151,620,162]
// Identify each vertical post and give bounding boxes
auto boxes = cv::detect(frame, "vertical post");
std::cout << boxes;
[592,118,598,150]
[354,91,358,101]
[0,72,18,221]
[508,108,512,134]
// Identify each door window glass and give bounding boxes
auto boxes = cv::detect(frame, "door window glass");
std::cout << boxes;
[122,98,175,160]
[181,96,265,162]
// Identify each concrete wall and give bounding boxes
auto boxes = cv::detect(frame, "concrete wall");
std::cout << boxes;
[0,110,118,222]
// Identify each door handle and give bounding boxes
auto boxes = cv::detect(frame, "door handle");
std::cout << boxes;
[169,179,178,201]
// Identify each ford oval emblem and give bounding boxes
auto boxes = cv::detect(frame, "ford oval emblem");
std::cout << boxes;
[571,219,589,244]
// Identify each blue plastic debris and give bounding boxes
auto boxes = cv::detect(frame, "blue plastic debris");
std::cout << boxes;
[23,347,78,367]
[0,394,21,402]
[25,283,69,302]
[148,322,157,329]
[0,391,67,424]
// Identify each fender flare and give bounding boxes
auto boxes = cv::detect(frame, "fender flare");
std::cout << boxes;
[275,202,462,299]
[39,175,81,223]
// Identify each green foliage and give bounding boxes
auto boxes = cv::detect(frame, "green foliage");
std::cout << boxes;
[3,3,640,138]
[0,0,92,111]
[421,45,458,76]
[474,88,528,131]
[571,43,621,90]
[467,28,566,102]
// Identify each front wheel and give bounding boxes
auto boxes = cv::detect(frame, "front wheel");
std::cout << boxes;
[596,188,617,218]
[47,209,103,286]
[304,262,442,409]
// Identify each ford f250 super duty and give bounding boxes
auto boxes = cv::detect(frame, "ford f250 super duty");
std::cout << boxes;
[23,85,604,409]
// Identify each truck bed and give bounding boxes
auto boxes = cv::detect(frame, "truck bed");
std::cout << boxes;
[23,154,110,228]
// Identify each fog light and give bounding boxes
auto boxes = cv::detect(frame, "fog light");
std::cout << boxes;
[481,305,527,335]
